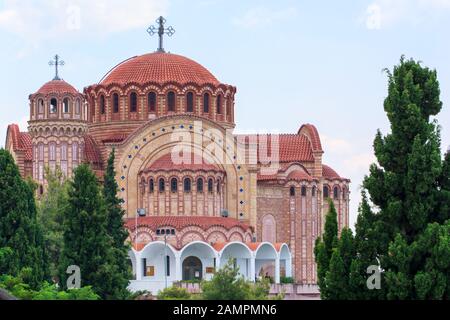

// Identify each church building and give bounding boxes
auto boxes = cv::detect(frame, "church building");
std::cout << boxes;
[5,17,350,295]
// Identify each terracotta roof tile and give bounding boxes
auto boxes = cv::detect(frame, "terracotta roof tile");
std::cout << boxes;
[83,135,102,164]
[125,216,251,232]
[19,132,32,161]
[142,153,222,173]
[287,169,313,181]
[101,134,128,144]
[322,164,342,180]
[6,125,32,162]
[101,52,220,86]
[238,134,314,164]
[34,80,79,96]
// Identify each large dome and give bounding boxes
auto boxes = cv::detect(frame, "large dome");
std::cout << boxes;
[100,52,220,86]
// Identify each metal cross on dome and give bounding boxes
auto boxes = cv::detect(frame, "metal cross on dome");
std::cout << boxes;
[49,54,65,80]
[147,16,175,53]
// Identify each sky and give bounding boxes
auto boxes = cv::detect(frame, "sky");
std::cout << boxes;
[1,0,450,229]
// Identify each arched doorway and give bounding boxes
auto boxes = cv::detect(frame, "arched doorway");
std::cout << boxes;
[183,256,203,281]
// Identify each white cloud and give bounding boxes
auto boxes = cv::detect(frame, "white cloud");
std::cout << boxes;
[344,153,377,175]
[363,0,450,30]
[322,135,353,155]
[233,6,297,29]
[0,0,168,45]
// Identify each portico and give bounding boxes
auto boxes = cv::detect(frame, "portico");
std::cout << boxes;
[128,241,292,294]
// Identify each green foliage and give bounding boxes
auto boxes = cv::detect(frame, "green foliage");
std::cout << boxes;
[0,149,47,289]
[37,167,70,281]
[0,272,99,300]
[314,200,339,299]
[102,149,132,299]
[157,286,192,300]
[59,164,129,300]
[280,277,294,284]
[317,57,450,300]
[201,260,274,300]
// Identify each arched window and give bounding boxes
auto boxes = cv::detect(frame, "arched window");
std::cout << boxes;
[226,99,231,117]
[72,142,78,161]
[63,98,70,114]
[301,186,307,197]
[290,186,296,197]
[112,93,119,113]
[100,95,105,114]
[75,99,81,114]
[197,178,204,193]
[186,92,194,113]
[130,92,137,112]
[334,186,340,199]
[312,186,317,197]
[342,188,346,200]
[49,143,56,161]
[171,178,178,193]
[167,91,176,112]
[38,99,44,114]
[216,95,222,114]
[203,93,210,113]
[262,215,276,243]
[217,180,221,194]
[148,92,157,112]
[149,179,154,193]
[159,178,165,192]
[50,98,58,114]
[184,178,192,193]
[323,186,330,198]
[208,178,214,193]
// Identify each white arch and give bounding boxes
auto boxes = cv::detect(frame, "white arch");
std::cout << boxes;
[219,242,253,281]
[254,242,279,259]
[218,241,253,258]
[254,242,278,283]
[180,241,218,281]
[279,243,292,278]
[180,241,218,259]
[140,241,178,257]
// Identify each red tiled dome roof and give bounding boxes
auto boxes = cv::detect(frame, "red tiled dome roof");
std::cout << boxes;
[100,52,220,86]
[35,80,79,95]
[322,164,341,180]
[287,169,313,181]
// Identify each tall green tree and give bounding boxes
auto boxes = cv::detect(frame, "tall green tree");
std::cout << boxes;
[362,56,449,299]
[103,149,132,299]
[314,200,338,299]
[0,149,47,289]
[59,164,126,299]
[37,167,70,281]
[316,57,450,299]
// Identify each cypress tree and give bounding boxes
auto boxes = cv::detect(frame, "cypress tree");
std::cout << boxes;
[316,57,449,299]
[0,149,47,289]
[59,164,120,299]
[314,200,338,299]
[103,149,132,299]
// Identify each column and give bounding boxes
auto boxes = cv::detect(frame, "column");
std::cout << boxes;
[175,253,182,281]
[275,256,280,284]
[250,257,256,283]
[286,256,293,278]
[135,251,142,281]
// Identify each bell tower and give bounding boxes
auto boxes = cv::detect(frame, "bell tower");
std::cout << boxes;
[28,55,88,192]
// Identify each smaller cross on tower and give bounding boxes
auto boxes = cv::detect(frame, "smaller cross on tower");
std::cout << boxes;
[48,54,65,80]
[147,16,175,53]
